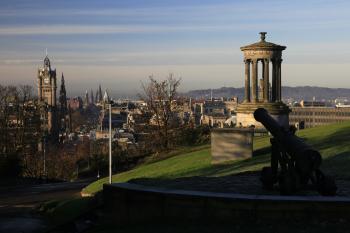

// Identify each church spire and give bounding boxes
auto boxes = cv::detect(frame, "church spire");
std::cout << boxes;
[84,90,89,107]
[44,55,51,69]
[59,73,68,139]
[90,89,94,105]
[60,73,66,95]
[95,89,99,103]
[103,89,110,103]
[98,84,103,102]
[59,73,67,113]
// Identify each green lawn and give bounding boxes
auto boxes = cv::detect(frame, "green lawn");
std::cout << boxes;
[82,121,350,195]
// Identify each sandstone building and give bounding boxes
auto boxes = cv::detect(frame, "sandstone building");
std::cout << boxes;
[290,106,350,129]
[38,55,59,141]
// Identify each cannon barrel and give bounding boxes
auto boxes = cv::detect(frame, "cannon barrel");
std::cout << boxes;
[254,108,321,176]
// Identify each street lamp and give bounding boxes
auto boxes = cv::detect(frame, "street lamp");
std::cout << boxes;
[40,103,48,180]
[109,103,112,184]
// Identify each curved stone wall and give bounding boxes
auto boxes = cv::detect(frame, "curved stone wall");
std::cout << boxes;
[103,182,350,224]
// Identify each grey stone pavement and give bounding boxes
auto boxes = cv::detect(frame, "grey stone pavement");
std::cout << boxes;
[0,179,93,233]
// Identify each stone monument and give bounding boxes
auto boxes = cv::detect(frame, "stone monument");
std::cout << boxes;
[236,32,290,128]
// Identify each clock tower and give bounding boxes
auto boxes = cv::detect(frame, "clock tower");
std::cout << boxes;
[38,55,58,141]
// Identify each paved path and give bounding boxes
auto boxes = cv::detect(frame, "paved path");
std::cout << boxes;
[0,179,93,233]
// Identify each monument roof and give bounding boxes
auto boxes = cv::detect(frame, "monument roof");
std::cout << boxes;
[240,32,286,51]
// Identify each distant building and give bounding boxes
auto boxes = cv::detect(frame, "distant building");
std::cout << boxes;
[37,55,59,141]
[193,97,238,128]
[58,73,71,142]
[299,100,327,107]
[67,97,83,110]
[335,97,350,108]
[96,130,116,140]
[290,107,350,129]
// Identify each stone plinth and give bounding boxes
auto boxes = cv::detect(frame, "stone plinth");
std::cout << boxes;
[211,128,253,164]
[236,102,290,129]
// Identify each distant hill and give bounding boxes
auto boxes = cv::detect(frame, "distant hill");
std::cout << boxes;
[185,86,350,101]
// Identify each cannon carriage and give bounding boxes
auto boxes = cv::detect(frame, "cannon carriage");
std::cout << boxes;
[254,108,337,196]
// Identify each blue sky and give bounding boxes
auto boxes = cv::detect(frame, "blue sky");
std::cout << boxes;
[1,0,350,97]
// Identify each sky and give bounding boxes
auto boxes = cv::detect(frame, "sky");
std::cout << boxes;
[1,0,350,97]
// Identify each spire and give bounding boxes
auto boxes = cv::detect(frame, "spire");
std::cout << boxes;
[103,89,110,103]
[43,48,51,68]
[59,73,68,134]
[95,89,99,103]
[60,73,65,91]
[44,55,50,68]
[60,73,66,102]
[90,89,94,105]
[98,84,103,102]
[84,89,89,106]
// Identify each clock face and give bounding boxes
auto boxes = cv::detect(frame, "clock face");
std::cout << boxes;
[44,77,49,84]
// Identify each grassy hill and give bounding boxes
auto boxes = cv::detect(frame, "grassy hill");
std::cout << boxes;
[82,121,350,195]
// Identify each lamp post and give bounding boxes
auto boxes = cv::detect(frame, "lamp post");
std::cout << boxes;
[43,135,46,178]
[40,103,48,180]
[109,103,112,184]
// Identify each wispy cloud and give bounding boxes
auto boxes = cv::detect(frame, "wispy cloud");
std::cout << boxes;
[0,48,239,66]
[1,0,350,90]
[0,24,234,35]
[1,59,64,65]
[0,19,349,36]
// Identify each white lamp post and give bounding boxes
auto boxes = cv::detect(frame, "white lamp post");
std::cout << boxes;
[109,104,112,184]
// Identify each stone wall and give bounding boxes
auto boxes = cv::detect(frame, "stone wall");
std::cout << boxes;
[211,128,253,164]
[103,182,350,225]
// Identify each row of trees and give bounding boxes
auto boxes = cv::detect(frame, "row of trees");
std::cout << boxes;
[0,84,94,181]
[0,85,36,155]
[0,85,41,180]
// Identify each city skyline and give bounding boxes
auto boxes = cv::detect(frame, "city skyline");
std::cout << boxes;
[1,0,350,96]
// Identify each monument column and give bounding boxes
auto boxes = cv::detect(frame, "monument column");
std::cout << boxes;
[263,59,269,102]
[251,59,258,102]
[244,59,251,102]
[271,59,277,102]
[277,59,282,101]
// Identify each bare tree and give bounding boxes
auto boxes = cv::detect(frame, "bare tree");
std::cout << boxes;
[140,74,182,151]
[0,84,44,179]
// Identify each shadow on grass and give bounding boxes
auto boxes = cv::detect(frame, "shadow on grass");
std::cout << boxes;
[129,170,267,195]
[126,145,272,194]
[306,125,350,151]
[253,146,271,157]
[322,152,350,178]
[306,126,350,177]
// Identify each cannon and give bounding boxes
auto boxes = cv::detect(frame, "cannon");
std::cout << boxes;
[254,108,337,196]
